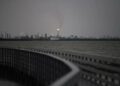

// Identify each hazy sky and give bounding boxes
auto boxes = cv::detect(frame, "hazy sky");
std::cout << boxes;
[0,0,120,37]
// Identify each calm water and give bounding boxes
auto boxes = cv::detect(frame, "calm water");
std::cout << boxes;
[0,41,120,57]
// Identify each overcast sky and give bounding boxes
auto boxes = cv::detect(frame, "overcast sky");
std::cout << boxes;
[0,0,120,37]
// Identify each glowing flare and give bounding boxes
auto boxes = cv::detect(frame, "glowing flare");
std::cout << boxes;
[57,28,60,31]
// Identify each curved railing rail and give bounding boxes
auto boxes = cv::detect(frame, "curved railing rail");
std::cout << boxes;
[27,48,120,86]
[0,48,79,86]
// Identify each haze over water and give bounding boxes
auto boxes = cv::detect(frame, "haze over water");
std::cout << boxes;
[0,0,120,37]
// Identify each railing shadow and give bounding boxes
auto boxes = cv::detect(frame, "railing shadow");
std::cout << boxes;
[0,48,79,86]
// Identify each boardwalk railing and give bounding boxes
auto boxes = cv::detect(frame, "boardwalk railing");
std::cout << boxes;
[27,48,120,86]
[0,48,79,86]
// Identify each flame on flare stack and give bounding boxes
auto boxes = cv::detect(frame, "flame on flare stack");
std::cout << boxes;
[56,27,60,37]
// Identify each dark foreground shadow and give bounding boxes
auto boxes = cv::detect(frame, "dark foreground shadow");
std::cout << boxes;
[0,65,43,86]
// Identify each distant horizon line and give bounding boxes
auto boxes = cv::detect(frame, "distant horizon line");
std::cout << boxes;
[0,37,120,41]
[0,31,120,39]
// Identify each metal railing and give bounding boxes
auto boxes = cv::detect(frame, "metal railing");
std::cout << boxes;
[0,48,79,86]
[27,48,120,86]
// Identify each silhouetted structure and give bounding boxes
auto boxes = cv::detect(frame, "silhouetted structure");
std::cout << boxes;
[0,32,120,41]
